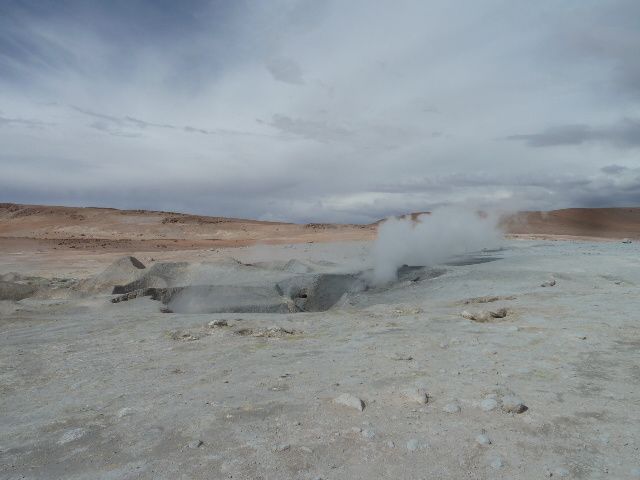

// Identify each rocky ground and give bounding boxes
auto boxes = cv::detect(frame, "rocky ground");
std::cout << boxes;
[2,238,640,479]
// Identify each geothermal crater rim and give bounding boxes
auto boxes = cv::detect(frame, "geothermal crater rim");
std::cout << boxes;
[110,263,450,314]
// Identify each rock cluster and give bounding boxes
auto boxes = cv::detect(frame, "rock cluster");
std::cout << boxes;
[461,308,508,322]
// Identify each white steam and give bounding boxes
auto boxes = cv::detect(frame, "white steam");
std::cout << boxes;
[372,207,503,284]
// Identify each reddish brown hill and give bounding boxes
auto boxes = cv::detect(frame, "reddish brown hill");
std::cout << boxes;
[0,203,375,252]
[1,203,638,254]
[502,208,640,239]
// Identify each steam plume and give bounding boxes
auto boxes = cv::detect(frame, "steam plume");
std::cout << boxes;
[371,207,503,284]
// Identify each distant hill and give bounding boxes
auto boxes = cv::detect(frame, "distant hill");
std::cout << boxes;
[0,203,638,253]
[502,208,640,239]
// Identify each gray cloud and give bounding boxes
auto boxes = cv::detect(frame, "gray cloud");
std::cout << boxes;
[265,57,305,85]
[1,1,640,222]
[72,105,265,138]
[263,115,352,143]
[549,1,640,100]
[601,164,628,175]
[0,115,52,129]
[506,118,640,149]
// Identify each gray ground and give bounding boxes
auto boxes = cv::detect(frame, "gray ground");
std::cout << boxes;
[2,240,640,479]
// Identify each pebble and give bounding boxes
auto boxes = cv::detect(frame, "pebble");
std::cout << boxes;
[541,279,556,287]
[300,446,313,453]
[57,428,86,445]
[116,407,134,418]
[400,387,429,405]
[501,395,527,413]
[333,393,365,411]
[187,439,204,449]
[480,398,498,412]
[208,319,228,328]
[390,353,413,361]
[406,439,420,451]
[443,402,461,414]
[553,467,570,477]
[386,440,396,448]
[475,434,491,445]
[274,443,290,452]
[490,457,503,469]
[361,429,376,439]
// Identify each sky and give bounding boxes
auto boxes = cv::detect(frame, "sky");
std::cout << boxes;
[1,0,639,223]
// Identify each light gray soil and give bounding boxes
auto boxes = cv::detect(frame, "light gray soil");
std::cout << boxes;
[1,240,640,479]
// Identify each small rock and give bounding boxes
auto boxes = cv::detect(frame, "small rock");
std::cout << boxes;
[386,440,396,448]
[208,319,228,328]
[274,443,290,452]
[187,439,204,449]
[299,446,313,453]
[622,238,632,244]
[491,308,508,318]
[406,439,420,451]
[480,398,498,412]
[390,353,413,361]
[400,387,429,405]
[333,393,365,411]
[490,457,503,469]
[443,402,461,413]
[501,395,527,413]
[541,279,556,287]
[116,407,134,418]
[475,434,491,445]
[553,467,570,477]
[461,308,508,322]
[362,429,376,439]
[58,428,86,445]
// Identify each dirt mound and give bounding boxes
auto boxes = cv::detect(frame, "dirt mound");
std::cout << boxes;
[112,262,190,294]
[79,256,146,294]
[276,273,366,312]
[166,285,293,314]
[0,281,38,301]
[282,259,315,274]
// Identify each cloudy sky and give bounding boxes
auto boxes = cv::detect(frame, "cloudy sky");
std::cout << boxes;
[1,0,639,222]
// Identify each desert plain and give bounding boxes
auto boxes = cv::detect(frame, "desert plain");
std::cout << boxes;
[1,203,640,479]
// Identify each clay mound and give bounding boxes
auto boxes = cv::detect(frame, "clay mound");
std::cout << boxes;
[112,262,190,294]
[282,259,315,274]
[276,273,366,312]
[166,285,293,314]
[0,281,38,301]
[80,256,146,294]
